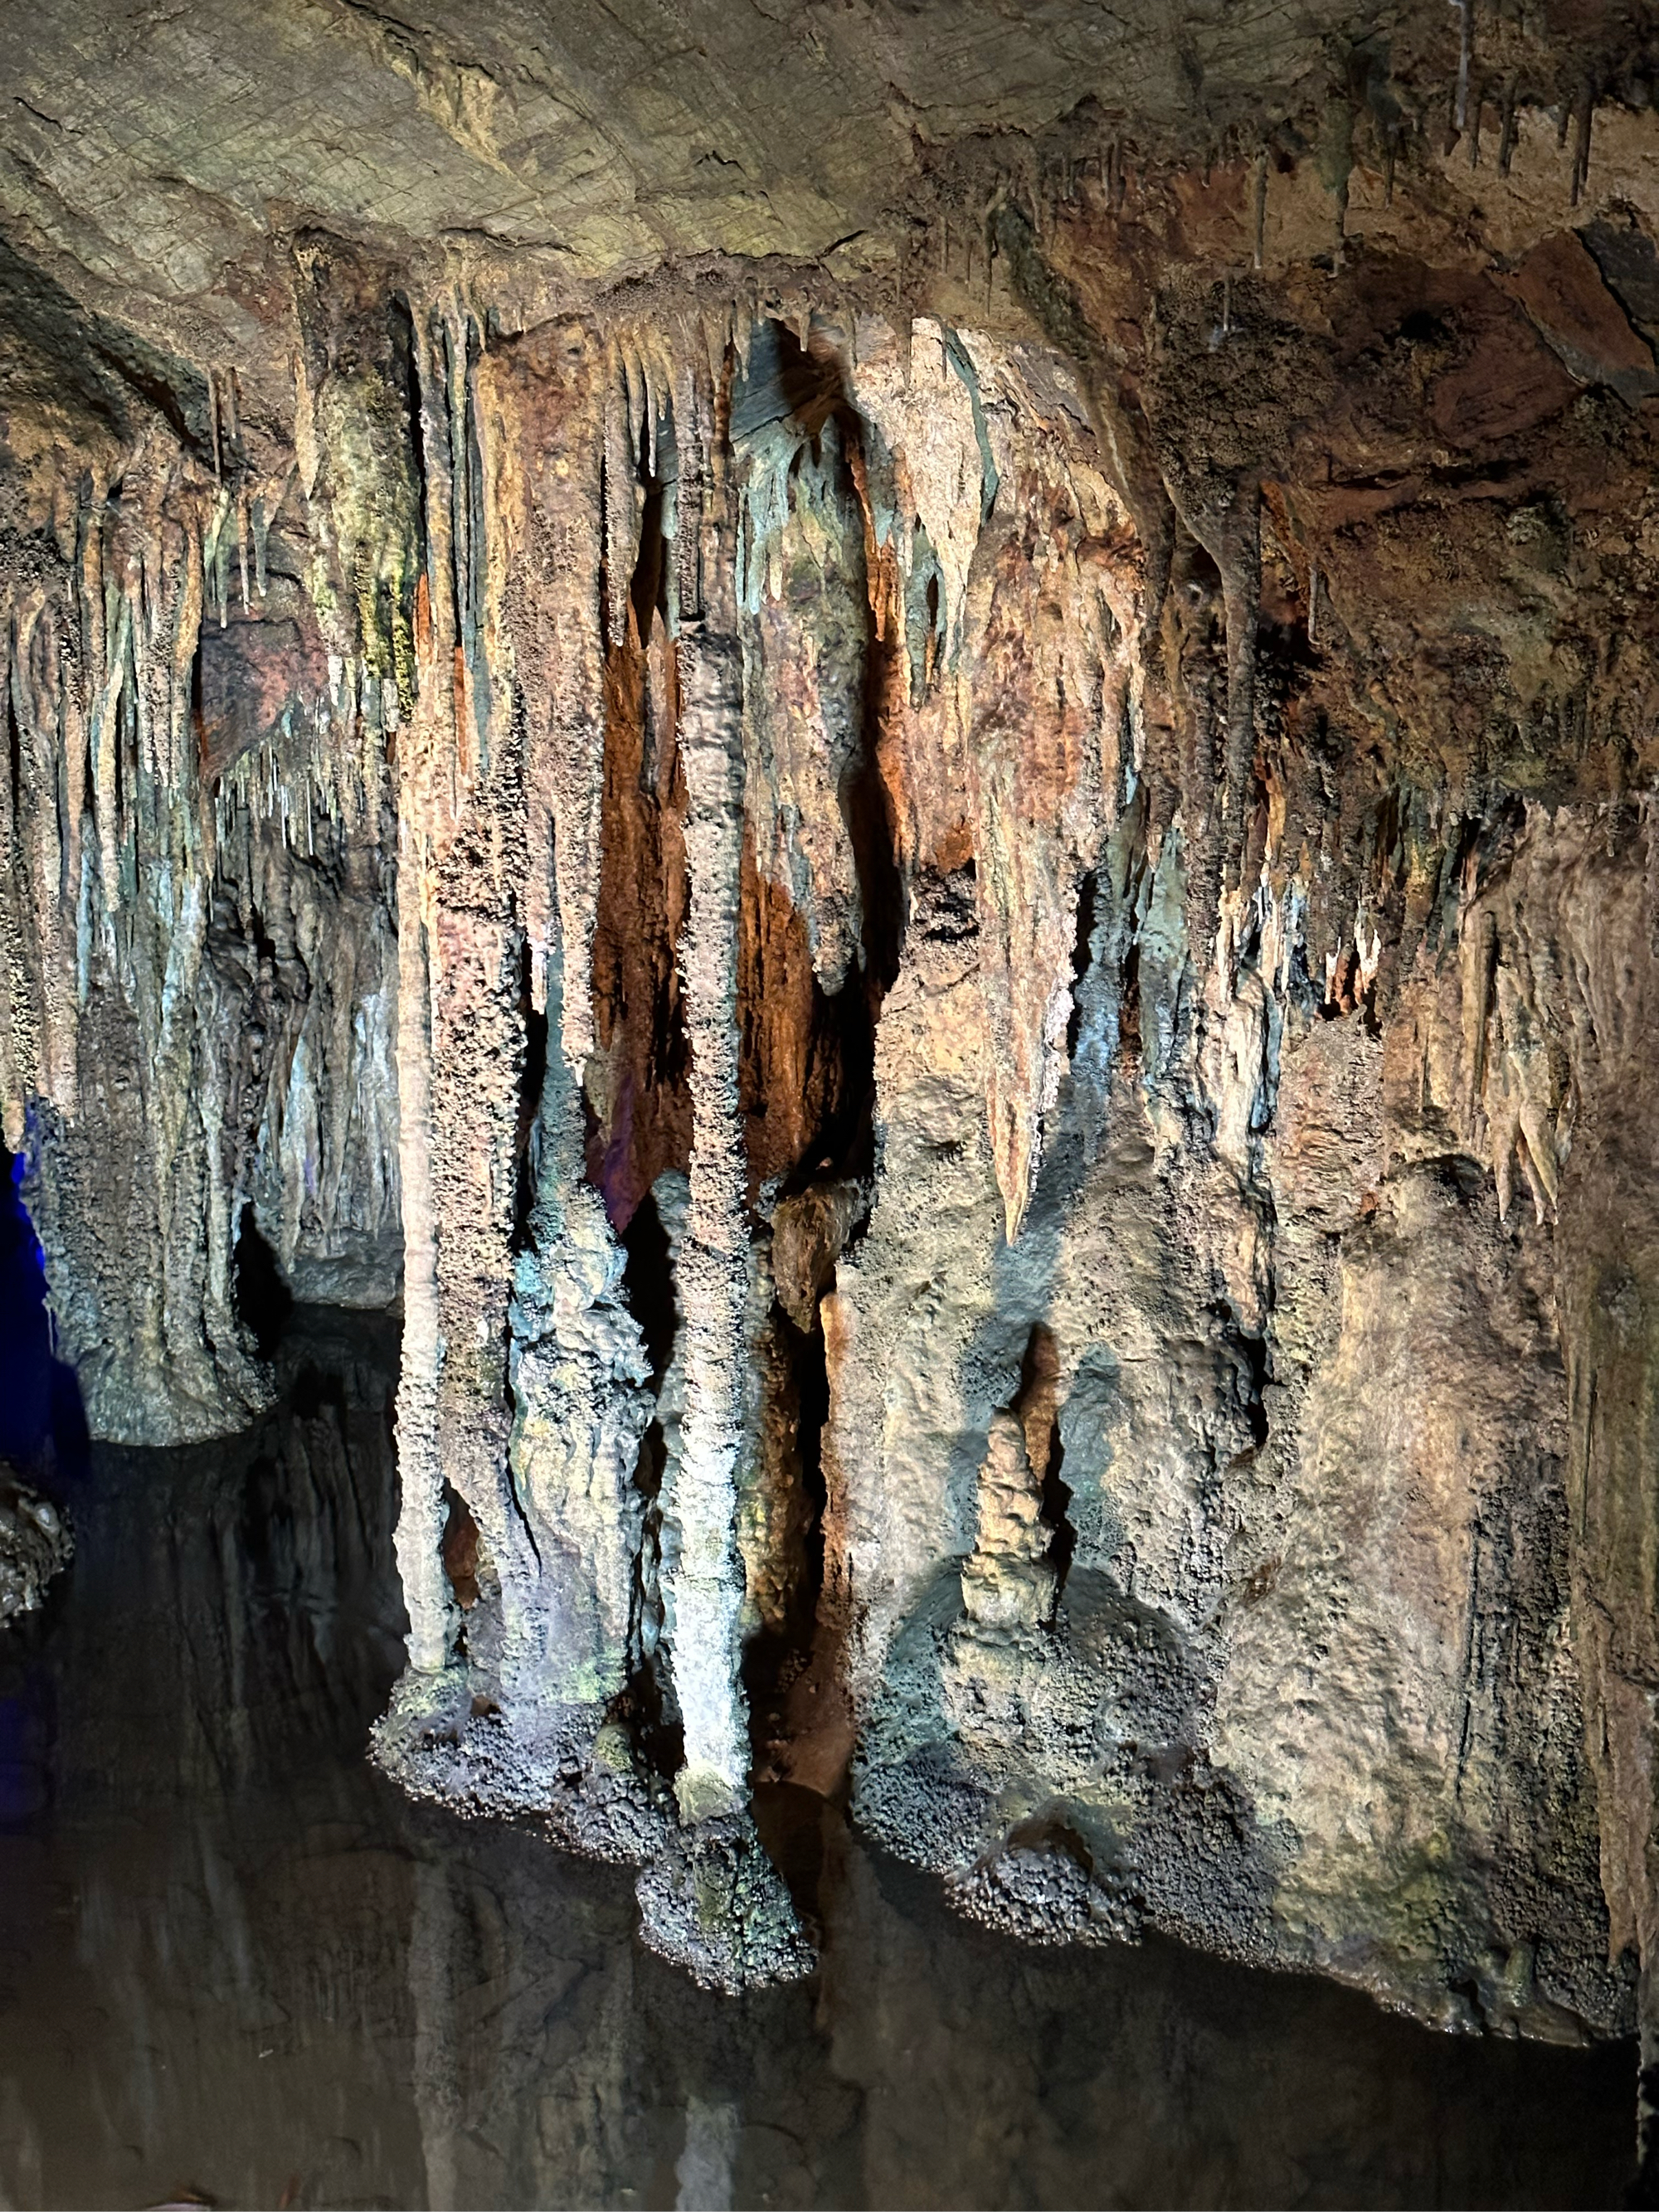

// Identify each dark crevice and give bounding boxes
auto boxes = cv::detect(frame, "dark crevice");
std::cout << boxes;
[920,858,978,941]
[465,316,487,678]
[1038,1438,1075,1595]
[0,1136,89,1483]
[388,291,428,574]
[772,959,880,1203]
[1067,868,1099,1058]
[621,1189,675,1388]
[847,430,906,1008]
[729,317,844,445]
[598,443,615,654]
[1214,1300,1271,1455]
[289,1360,348,1427]
[611,1550,684,1789]
[1015,1322,1075,1598]
[7,673,22,824]
[1240,1331,1270,1452]
[614,1189,684,1787]
[630,482,667,642]
[440,1480,480,1613]
[511,934,548,1255]
[613,1523,681,1783]
[743,1300,833,1806]
[1120,939,1143,1060]
[588,444,691,1229]
[242,897,280,973]
[189,624,208,780]
[787,1308,832,1650]
[614,1403,685,1788]
[1256,610,1319,687]
[233,1204,292,1359]
[114,626,131,830]
[440,310,488,775]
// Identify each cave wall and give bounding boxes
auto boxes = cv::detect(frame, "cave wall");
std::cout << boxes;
[7,61,1659,2034]
[0,255,404,1443]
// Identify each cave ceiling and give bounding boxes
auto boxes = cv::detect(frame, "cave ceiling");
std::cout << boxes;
[3,2,1655,406]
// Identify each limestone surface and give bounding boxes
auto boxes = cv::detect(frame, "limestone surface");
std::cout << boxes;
[0,1473,71,1625]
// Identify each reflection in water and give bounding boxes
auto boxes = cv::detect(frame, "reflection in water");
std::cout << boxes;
[0,1312,1636,2210]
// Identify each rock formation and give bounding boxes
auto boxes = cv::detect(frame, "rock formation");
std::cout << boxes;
[7,0,1659,2151]
[0,1474,71,1626]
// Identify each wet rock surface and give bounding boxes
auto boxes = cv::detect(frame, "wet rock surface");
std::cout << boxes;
[0,1475,70,1626]
[0,1317,1637,2210]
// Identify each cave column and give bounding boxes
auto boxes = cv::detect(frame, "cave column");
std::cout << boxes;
[388,299,472,1684]
[391,840,451,1675]
[664,615,754,1817]
[620,344,811,1984]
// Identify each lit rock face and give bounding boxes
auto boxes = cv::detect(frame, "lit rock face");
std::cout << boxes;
[7,0,1659,2035]
[0,232,405,1444]
[0,1473,71,1624]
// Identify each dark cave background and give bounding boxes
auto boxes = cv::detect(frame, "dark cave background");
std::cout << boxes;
[0,1137,85,1479]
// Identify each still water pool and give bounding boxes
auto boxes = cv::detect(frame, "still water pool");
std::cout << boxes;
[0,1313,1634,2209]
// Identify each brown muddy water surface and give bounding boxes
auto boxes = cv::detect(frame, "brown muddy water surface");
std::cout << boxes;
[0,1313,1636,2209]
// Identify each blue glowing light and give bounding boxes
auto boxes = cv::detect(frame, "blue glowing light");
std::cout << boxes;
[1,1137,54,1461]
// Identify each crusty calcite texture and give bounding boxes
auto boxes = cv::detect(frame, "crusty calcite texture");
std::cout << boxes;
[10,105,1659,2025]
[0,1472,71,1625]
[0,238,405,1446]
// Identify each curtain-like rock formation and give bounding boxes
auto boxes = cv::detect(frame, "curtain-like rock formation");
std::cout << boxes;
[9,2,1659,2109]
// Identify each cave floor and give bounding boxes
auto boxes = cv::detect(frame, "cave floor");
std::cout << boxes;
[0,1311,1636,2210]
